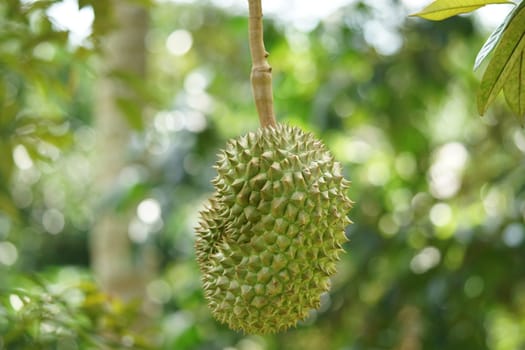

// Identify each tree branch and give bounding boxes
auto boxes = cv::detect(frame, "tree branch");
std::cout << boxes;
[248,0,277,128]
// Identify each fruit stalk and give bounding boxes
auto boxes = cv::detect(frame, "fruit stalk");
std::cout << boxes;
[248,0,277,128]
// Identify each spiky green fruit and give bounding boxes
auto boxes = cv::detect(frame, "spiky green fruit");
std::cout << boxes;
[195,124,352,334]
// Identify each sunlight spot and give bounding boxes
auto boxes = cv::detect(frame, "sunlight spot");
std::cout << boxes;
[40,322,58,334]
[366,161,390,186]
[318,292,332,313]
[66,155,91,186]
[43,181,66,209]
[429,142,468,199]
[37,142,60,161]
[42,209,65,234]
[184,70,210,94]
[513,130,525,153]
[503,223,524,247]
[118,165,146,188]
[429,203,452,227]
[74,126,96,151]
[400,0,431,12]
[237,337,266,350]
[47,0,94,47]
[9,294,24,311]
[166,0,354,31]
[154,110,207,133]
[146,131,170,155]
[129,218,149,243]
[410,246,441,274]
[482,187,507,217]
[163,311,193,339]
[363,20,403,56]
[209,0,235,8]
[137,198,161,224]
[186,92,214,114]
[13,145,33,170]
[12,184,33,208]
[184,111,207,133]
[154,111,184,133]
[0,242,18,266]
[17,166,41,185]
[121,335,134,347]
[345,140,373,163]
[33,42,56,61]
[474,3,515,30]
[166,29,193,56]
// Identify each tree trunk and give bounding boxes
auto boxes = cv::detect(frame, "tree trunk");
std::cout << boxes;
[90,0,154,303]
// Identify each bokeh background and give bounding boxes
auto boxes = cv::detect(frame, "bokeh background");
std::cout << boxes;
[1,0,524,349]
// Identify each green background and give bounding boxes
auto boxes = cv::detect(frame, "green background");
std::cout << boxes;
[0,1,524,349]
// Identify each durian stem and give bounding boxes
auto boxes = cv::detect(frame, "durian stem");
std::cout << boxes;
[248,0,277,128]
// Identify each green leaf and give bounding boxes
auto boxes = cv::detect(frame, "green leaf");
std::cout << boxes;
[503,49,525,119]
[411,0,512,21]
[474,4,518,70]
[477,2,525,115]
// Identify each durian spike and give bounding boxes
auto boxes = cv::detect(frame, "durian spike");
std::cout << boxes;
[248,0,276,128]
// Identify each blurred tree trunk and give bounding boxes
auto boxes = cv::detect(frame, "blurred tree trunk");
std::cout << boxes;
[90,0,155,303]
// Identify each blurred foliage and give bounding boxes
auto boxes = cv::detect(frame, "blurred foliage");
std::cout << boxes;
[0,271,155,349]
[1,0,525,349]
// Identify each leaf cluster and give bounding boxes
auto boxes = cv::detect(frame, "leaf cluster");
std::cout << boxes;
[413,0,525,120]
[0,0,90,220]
[0,275,155,350]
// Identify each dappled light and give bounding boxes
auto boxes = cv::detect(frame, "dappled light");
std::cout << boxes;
[166,29,193,56]
[428,142,469,199]
[410,246,441,274]
[0,242,18,266]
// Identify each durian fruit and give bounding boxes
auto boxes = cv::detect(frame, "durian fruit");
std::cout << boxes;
[195,123,352,334]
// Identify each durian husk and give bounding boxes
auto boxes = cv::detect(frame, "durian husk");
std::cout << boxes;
[195,124,352,334]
